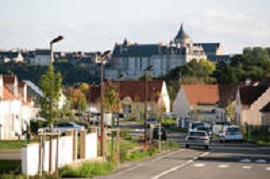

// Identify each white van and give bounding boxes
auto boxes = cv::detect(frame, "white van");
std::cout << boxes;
[219,125,243,142]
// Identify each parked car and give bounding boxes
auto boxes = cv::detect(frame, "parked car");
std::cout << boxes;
[219,125,243,143]
[38,121,85,135]
[185,131,210,149]
[146,117,158,128]
[152,127,167,141]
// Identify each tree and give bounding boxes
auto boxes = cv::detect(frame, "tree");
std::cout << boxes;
[103,82,120,113]
[39,64,62,130]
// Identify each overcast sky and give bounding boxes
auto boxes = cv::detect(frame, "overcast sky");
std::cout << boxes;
[0,0,269,54]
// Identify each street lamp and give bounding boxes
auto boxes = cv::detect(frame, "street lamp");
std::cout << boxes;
[50,35,64,64]
[144,65,154,145]
[98,50,111,157]
[48,35,64,173]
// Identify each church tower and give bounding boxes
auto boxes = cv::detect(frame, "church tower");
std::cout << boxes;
[174,23,192,47]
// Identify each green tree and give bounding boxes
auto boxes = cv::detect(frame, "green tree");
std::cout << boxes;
[103,82,120,113]
[39,64,62,129]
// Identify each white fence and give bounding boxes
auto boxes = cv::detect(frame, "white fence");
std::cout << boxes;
[22,131,97,176]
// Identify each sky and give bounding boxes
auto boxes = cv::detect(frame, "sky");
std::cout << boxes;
[0,0,269,54]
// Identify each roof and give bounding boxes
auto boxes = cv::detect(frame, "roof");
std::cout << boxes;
[239,86,269,106]
[112,43,186,57]
[194,43,221,54]
[35,49,50,55]
[175,23,190,40]
[258,78,270,87]
[182,85,237,107]
[260,102,270,113]
[183,85,219,105]
[3,75,16,84]
[88,81,164,103]
[0,51,20,59]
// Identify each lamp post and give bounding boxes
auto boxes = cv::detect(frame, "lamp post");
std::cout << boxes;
[144,65,154,145]
[98,50,111,157]
[48,35,64,173]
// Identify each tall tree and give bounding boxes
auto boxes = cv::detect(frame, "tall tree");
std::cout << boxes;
[39,64,62,129]
[103,82,120,113]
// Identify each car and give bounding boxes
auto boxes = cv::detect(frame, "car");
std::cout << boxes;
[185,131,210,149]
[152,127,167,141]
[219,125,243,143]
[188,121,205,132]
[146,118,158,128]
[38,121,85,135]
[195,126,213,138]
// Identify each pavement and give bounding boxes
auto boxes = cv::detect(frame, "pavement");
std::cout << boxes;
[0,150,21,160]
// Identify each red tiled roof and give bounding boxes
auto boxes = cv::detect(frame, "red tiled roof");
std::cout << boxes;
[88,81,164,103]
[3,75,16,84]
[3,86,15,100]
[183,85,219,105]
[182,85,237,107]
[240,86,269,106]
[260,102,270,113]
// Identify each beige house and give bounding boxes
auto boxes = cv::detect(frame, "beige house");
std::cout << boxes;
[0,75,35,140]
[235,86,270,125]
[260,102,270,125]
[88,81,170,119]
[173,85,237,123]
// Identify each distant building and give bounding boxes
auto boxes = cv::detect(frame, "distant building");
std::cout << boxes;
[0,51,24,63]
[30,49,51,66]
[110,23,207,79]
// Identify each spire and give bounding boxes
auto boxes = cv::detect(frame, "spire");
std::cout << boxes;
[175,23,189,40]
[174,23,192,46]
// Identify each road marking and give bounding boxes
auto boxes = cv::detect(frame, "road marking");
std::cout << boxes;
[151,151,211,179]
[255,159,267,163]
[266,167,270,171]
[240,159,251,163]
[151,149,185,162]
[151,160,194,179]
[242,166,252,170]
[193,163,205,167]
[112,164,141,176]
[218,164,229,168]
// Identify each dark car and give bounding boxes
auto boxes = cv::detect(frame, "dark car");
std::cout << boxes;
[152,127,167,141]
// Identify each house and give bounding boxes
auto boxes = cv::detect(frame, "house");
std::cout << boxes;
[235,85,270,125]
[87,81,170,119]
[0,75,35,140]
[30,49,51,66]
[173,85,237,123]
[0,51,24,63]
[260,102,270,125]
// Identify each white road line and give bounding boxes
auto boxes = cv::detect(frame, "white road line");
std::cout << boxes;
[255,159,267,163]
[240,159,251,163]
[151,160,194,179]
[242,166,252,170]
[266,167,270,171]
[151,149,185,162]
[112,164,141,176]
[151,151,211,179]
[218,164,229,168]
[193,163,205,167]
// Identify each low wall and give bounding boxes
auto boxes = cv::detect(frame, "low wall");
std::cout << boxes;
[22,131,97,176]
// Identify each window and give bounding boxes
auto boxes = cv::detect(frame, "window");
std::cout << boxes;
[123,105,132,114]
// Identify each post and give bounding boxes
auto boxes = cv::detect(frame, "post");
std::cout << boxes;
[55,133,59,176]
[158,123,161,152]
[116,118,120,166]
[144,73,148,145]
[100,58,105,157]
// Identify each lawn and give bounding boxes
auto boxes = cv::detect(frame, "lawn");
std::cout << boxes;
[0,140,37,150]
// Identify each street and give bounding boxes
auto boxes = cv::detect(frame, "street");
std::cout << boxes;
[95,142,270,179]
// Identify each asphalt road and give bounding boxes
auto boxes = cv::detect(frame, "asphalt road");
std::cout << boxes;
[94,143,270,179]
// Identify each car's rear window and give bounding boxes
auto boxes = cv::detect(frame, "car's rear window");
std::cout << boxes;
[189,131,206,136]
[226,127,241,133]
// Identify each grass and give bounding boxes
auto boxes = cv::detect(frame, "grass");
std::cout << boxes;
[59,162,115,178]
[0,140,33,150]
[161,140,180,150]
[257,140,270,145]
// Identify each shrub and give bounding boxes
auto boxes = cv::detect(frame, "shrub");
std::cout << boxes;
[30,120,49,134]
[59,162,114,178]
[161,117,176,128]
[120,128,132,140]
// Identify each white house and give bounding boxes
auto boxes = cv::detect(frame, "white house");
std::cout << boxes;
[235,85,270,125]
[173,85,237,123]
[0,75,35,140]
[30,49,51,66]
